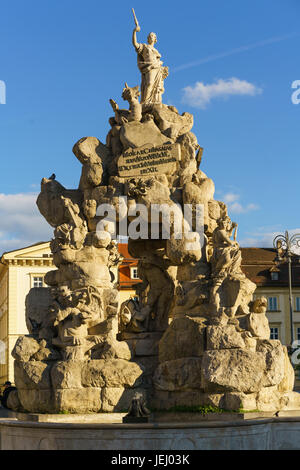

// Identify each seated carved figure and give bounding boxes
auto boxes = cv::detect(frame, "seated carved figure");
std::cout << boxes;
[119,298,150,333]
[50,286,103,356]
[211,216,241,279]
[121,83,142,122]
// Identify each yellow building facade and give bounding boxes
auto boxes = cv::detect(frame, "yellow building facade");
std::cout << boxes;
[0,242,55,386]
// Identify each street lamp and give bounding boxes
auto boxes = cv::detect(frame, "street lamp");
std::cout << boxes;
[273,231,300,346]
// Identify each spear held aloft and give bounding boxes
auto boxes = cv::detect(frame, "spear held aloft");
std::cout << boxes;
[132,8,139,28]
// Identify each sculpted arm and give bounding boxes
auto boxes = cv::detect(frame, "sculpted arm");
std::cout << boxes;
[228,222,238,240]
[132,25,141,52]
[218,229,236,246]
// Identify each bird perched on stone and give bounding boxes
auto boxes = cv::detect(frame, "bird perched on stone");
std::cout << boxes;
[49,173,56,180]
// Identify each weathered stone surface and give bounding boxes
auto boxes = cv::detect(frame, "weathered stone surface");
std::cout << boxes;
[166,234,202,265]
[100,359,144,388]
[91,338,132,361]
[151,104,193,139]
[120,120,171,151]
[6,390,22,412]
[182,179,215,206]
[18,389,54,414]
[278,346,295,392]
[54,388,101,413]
[159,317,206,363]
[136,355,159,372]
[25,288,54,339]
[220,277,256,316]
[126,336,161,357]
[14,361,52,390]
[280,391,300,410]
[256,387,281,412]
[247,313,270,339]
[201,393,225,408]
[223,392,257,411]
[12,336,41,362]
[150,390,203,410]
[257,340,285,387]
[150,391,227,410]
[81,359,144,388]
[31,344,61,362]
[81,360,106,388]
[206,325,245,350]
[242,334,257,352]
[72,136,105,190]
[101,387,147,412]
[154,357,202,391]
[101,387,125,412]
[51,361,83,389]
[136,338,159,356]
[201,349,266,393]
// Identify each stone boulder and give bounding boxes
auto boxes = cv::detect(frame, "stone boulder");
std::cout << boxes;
[82,359,144,388]
[120,120,171,150]
[206,325,246,350]
[54,388,101,413]
[91,338,132,360]
[257,339,285,387]
[278,346,295,392]
[159,316,206,363]
[201,349,266,393]
[247,313,270,339]
[12,336,41,362]
[154,357,202,391]
[150,104,193,139]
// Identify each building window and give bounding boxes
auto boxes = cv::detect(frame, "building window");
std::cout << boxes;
[271,272,279,281]
[268,297,278,311]
[130,268,139,279]
[32,276,44,288]
[296,297,300,311]
[270,327,279,340]
[297,327,300,342]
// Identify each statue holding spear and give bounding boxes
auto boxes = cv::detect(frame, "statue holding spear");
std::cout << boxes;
[131,8,168,106]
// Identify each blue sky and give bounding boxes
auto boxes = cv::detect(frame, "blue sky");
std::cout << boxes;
[0,0,299,252]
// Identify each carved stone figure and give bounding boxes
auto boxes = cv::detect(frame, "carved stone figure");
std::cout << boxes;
[211,216,241,279]
[249,296,268,314]
[121,83,142,122]
[123,392,150,422]
[132,18,168,105]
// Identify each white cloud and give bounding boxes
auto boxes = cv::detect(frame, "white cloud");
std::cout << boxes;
[182,78,262,109]
[222,192,259,214]
[0,193,53,255]
[223,193,240,204]
[239,228,300,252]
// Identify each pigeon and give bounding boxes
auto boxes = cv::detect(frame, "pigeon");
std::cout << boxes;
[49,173,56,180]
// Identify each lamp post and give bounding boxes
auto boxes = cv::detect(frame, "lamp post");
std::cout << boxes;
[273,231,300,347]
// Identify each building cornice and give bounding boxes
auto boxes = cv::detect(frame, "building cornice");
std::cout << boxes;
[3,258,54,267]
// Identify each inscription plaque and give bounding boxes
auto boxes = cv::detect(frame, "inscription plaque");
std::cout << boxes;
[117,143,181,177]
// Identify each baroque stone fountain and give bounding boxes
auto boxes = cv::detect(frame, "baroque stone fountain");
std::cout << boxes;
[10,14,300,415]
